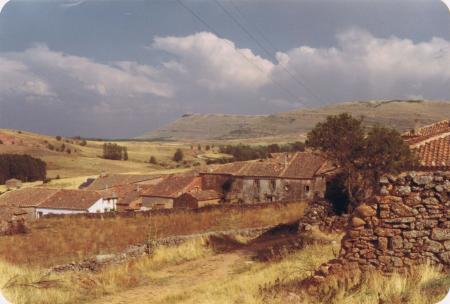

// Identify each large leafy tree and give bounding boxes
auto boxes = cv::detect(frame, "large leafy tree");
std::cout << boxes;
[306,113,416,211]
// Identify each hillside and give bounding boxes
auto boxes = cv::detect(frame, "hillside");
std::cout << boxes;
[0,129,196,179]
[140,100,450,141]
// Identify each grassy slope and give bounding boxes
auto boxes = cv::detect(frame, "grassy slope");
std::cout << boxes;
[141,100,450,141]
[0,129,207,178]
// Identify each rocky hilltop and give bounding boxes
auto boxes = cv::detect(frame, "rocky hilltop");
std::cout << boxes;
[140,100,450,141]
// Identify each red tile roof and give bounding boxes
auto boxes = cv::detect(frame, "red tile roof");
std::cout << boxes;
[414,135,450,169]
[85,174,160,190]
[202,152,333,179]
[37,190,102,210]
[0,188,59,208]
[141,175,201,198]
[403,120,450,145]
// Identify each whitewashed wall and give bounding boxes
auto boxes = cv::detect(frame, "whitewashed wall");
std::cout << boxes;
[36,198,117,218]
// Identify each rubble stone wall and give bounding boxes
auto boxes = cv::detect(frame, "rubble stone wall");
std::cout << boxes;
[340,171,450,272]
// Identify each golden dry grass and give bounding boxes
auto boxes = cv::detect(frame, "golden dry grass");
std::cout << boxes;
[0,238,211,304]
[0,128,229,179]
[0,202,306,267]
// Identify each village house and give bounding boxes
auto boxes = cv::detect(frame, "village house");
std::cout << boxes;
[402,120,450,170]
[200,152,336,204]
[0,205,28,236]
[140,175,202,210]
[5,178,22,190]
[81,173,163,190]
[99,183,154,212]
[173,189,222,209]
[35,189,117,218]
[0,188,60,219]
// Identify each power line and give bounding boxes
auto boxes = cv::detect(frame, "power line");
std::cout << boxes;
[224,0,325,104]
[175,0,306,105]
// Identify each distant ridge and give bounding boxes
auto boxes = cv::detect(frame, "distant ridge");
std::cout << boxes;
[139,100,450,141]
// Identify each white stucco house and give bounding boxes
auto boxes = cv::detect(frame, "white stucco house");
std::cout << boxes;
[35,189,117,218]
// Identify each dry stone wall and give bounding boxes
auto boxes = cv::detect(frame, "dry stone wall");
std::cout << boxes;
[340,171,450,272]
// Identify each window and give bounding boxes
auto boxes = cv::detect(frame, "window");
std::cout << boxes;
[304,185,310,193]
[284,185,290,192]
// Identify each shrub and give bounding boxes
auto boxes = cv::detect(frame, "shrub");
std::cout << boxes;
[149,156,157,164]
[56,136,62,141]
[173,149,184,162]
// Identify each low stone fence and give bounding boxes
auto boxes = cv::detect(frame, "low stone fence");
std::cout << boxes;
[50,226,274,272]
[42,200,303,220]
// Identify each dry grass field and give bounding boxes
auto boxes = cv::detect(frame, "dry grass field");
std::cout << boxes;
[0,128,224,179]
[0,202,306,267]
[0,232,448,304]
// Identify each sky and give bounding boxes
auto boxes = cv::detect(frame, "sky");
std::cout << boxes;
[0,0,450,138]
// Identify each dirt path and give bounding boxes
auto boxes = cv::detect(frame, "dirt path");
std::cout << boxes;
[89,223,301,304]
[89,252,248,304]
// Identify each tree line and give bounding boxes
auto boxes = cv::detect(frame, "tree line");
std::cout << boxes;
[102,143,128,160]
[0,154,47,184]
[218,142,305,162]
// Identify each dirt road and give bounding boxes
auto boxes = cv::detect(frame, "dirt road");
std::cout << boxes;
[89,251,248,304]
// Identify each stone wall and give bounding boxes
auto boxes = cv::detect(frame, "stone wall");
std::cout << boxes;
[340,171,450,272]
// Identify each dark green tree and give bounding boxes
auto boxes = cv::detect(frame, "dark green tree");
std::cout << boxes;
[306,113,416,210]
[173,149,184,162]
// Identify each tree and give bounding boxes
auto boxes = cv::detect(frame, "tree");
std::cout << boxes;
[149,156,157,164]
[306,113,416,211]
[173,149,184,162]
[123,147,128,161]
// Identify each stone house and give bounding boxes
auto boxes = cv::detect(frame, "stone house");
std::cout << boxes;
[99,184,154,212]
[35,189,117,218]
[173,190,222,209]
[0,205,28,236]
[5,178,22,190]
[140,175,202,210]
[200,152,336,204]
[0,188,60,219]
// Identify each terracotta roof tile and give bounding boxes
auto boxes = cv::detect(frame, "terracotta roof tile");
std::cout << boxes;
[85,174,160,190]
[37,190,102,210]
[141,175,201,198]
[414,135,450,169]
[202,152,333,179]
[0,188,59,208]
[403,120,450,145]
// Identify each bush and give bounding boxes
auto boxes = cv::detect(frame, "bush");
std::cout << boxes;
[173,149,184,162]
[79,139,87,146]
[56,136,62,141]
[149,156,157,164]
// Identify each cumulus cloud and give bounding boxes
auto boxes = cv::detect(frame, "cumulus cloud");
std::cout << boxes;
[274,29,450,104]
[0,30,450,137]
[153,32,274,90]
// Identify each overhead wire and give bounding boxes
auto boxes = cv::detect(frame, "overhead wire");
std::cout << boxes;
[175,0,307,105]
